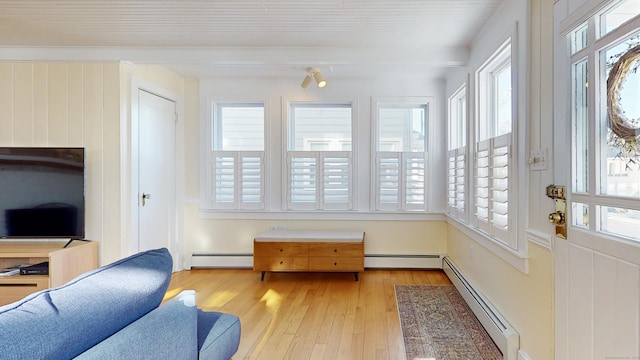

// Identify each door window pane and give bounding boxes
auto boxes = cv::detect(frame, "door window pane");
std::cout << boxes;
[572,59,589,194]
[601,37,640,198]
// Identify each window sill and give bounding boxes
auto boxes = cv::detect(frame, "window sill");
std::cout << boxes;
[446,215,530,274]
[199,209,446,221]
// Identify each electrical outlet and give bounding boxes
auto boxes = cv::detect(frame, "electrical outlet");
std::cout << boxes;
[529,148,547,171]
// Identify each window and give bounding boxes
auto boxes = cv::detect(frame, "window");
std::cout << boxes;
[206,102,265,210]
[447,85,467,220]
[374,100,429,211]
[286,103,353,210]
[569,2,640,242]
[474,39,515,248]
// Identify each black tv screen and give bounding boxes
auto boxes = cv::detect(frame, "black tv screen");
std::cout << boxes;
[0,147,85,239]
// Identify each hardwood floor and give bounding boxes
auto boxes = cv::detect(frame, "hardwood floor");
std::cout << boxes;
[166,269,451,360]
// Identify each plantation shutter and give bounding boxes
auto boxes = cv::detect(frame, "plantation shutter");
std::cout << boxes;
[287,151,352,210]
[447,146,465,219]
[474,133,511,246]
[375,152,426,210]
[210,151,264,209]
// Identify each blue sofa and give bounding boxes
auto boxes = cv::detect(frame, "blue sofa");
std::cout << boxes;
[0,248,240,360]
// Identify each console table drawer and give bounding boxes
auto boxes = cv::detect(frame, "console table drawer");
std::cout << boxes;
[253,256,308,271]
[254,242,308,257]
[309,257,364,271]
[309,243,363,257]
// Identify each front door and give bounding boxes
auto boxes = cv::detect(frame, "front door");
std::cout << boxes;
[137,89,177,256]
[554,1,640,358]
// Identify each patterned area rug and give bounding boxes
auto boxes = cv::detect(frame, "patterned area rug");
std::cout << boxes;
[395,284,502,360]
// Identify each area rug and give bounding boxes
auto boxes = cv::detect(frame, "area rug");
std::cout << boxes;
[394,284,502,360]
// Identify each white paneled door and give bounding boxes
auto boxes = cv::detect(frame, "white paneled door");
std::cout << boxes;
[554,1,640,358]
[137,89,177,259]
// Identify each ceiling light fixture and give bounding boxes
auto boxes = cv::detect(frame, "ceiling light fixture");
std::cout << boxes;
[300,68,327,89]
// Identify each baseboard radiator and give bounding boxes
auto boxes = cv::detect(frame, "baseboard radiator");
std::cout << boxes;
[185,253,443,269]
[442,256,519,360]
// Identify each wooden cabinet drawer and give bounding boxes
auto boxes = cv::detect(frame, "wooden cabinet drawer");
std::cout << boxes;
[254,242,308,257]
[0,278,49,305]
[308,257,364,271]
[253,256,308,271]
[308,243,363,257]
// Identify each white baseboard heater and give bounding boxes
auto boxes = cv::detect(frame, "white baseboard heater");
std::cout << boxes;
[442,256,519,360]
[186,253,443,270]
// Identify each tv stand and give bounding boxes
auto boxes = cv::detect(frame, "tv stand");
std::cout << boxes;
[63,238,91,248]
[0,240,98,306]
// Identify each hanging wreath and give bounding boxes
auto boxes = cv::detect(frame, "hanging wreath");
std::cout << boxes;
[606,44,640,141]
[606,43,640,168]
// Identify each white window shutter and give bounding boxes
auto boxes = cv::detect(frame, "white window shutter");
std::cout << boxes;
[375,152,426,211]
[448,146,465,219]
[287,151,352,210]
[474,133,512,247]
[210,151,264,209]
[404,153,426,210]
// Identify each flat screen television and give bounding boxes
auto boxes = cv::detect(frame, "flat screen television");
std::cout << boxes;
[0,147,85,240]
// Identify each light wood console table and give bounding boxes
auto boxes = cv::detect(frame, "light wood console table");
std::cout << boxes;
[253,230,364,281]
[0,240,98,306]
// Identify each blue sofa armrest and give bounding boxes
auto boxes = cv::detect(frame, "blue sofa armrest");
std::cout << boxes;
[197,310,241,360]
[75,290,198,360]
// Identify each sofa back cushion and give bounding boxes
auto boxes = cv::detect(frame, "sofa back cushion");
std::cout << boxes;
[0,247,173,360]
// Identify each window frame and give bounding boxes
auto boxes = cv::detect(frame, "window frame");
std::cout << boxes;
[567,3,640,243]
[372,97,432,212]
[203,99,268,210]
[447,84,468,221]
[284,101,355,211]
[472,36,517,250]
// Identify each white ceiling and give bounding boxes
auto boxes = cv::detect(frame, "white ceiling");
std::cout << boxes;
[0,0,502,79]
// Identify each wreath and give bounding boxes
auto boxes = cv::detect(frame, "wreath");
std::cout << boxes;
[606,43,640,167]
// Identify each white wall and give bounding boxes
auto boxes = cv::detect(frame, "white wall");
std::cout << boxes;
[0,62,185,265]
[444,0,556,358]
[182,75,449,259]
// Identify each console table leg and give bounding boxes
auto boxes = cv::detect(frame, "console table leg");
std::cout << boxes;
[261,271,265,281]
[354,272,359,281]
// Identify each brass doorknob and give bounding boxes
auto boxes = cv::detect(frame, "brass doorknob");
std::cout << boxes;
[548,211,565,225]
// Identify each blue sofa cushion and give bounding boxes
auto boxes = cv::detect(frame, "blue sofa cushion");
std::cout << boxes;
[0,247,173,360]
[197,310,241,360]
[75,290,198,360]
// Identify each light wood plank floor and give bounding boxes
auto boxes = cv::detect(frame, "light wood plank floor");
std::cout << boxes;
[166,269,451,360]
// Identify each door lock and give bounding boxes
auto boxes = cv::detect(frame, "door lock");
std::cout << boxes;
[142,193,151,206]
[546,185,567,239]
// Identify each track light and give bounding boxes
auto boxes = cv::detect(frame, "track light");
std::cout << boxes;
[314,71,327,88]
[300,74,313,89]
[300,68,327,89]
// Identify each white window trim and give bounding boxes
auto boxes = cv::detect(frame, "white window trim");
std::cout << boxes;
[284,100,357,211]
[565,5,640,244]
[447,84,468,222]
[371,96,434,212]
[201,97,270,211]
[446,22,529,273]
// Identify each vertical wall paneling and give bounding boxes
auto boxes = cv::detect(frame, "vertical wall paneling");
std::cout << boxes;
[553,238,570,360]
[594,254,640,358]
[33,64,48,145]
[48,63,69,145]
[568,244,594,359]
[68,64,84,145]
[102,64,121,264]
[12,63,34,145]
[0,64,13,145]
[82,64,104,244]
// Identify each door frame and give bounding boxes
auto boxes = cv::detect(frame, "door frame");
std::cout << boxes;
[125,76,184,270]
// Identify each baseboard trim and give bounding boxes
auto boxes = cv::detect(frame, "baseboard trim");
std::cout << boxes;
[185,253,445,269]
